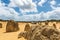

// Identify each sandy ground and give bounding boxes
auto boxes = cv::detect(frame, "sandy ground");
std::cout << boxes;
[0,22,27,40]
[0,21,60,40]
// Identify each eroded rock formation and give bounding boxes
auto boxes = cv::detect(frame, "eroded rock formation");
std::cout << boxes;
[6,20,19,32]
[0,23,2,28]
[24,23,31,32]
[18,23,60,40]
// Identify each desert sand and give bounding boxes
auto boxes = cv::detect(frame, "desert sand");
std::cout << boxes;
[0,21,60,40]
[0,21,27,40]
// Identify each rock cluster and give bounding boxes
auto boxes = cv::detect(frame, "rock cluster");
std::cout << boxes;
[18,23,60,40]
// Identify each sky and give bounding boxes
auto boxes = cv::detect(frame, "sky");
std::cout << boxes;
[0,0,60,21]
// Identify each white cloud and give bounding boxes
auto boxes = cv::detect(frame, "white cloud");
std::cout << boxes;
[0,0,5,7]
[38,0,47,6]
[8,0,38,13]
[8,0,17,7]
[43,7,60,20]
[0,7,60,21]
[50,0,56,9]
[50,0,56,5]
[50,0,60,9]
[41,7,60,20]
[0,0,60,21]
[0,3,2,7]
[18,7,60,21]
[0,6,20,20]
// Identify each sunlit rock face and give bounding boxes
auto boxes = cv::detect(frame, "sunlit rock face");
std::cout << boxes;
[6,20,19,32]
[24,23,31,32]
[0,23,2,28]
[18,21,60,40]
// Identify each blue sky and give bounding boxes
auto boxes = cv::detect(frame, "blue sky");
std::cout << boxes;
[0,0,60,21]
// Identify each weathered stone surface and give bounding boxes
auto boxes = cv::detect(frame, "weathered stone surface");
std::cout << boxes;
[0,23,2,28]
[18,32,27,39]
[18,31,32,40]
[24,23,31,32]
[18,23,60,40]
[31,26,60,40]
[6,20,19,32]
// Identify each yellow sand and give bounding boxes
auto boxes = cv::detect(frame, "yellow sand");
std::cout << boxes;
[0,21,26,40]
[0,21,60,40]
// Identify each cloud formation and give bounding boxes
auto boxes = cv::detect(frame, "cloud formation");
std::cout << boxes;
[0,0,60,21]
[38,0,47,6]
[19,7,60,21]
[0,6,19,20]
[9,0,38,13]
